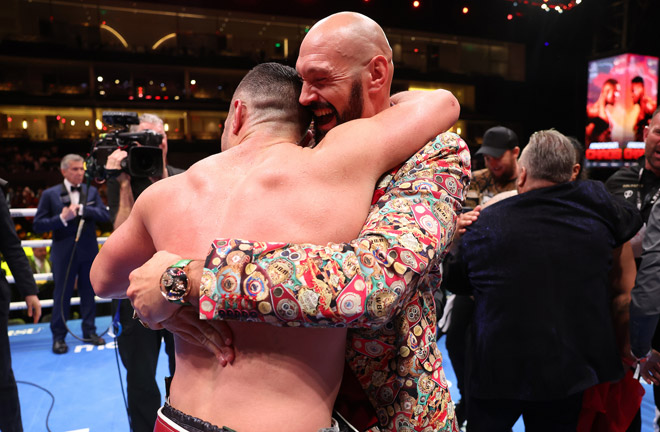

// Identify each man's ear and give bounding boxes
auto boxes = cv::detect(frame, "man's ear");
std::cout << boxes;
[367,55,389,93]
[512,146,521,159]
[517,166,527,192]
[231,99,245,135]
[570,164,581,181]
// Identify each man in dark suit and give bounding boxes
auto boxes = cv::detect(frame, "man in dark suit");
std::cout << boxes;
[33,154,111,354]
[451,130,641,431]
[0,181,41,432]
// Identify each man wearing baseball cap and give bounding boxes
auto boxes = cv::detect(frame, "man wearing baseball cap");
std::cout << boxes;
[465,126,520,208]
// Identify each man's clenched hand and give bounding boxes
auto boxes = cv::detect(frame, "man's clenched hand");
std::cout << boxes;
[127,250,182,326]
[127,250,235,365]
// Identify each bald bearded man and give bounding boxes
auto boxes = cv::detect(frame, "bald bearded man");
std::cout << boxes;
[123,12,470,432]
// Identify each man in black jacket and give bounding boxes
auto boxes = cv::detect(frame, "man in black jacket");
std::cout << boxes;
[0,182,41,432]
[453,130,641,431]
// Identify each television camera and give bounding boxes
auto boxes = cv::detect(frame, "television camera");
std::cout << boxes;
[87,111,164,179]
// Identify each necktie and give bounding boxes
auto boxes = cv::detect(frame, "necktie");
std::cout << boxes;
[71,185,82,193]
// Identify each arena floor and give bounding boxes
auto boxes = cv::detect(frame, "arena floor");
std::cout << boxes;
[9,315,657,432]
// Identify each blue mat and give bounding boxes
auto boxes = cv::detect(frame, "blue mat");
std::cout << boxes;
[9,316,657,431]
[11,315,169,432]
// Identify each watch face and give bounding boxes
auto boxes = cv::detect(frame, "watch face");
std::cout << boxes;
[160,267,189,301]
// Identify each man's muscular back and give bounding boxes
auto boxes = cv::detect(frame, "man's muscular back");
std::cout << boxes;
[134,140,377,431]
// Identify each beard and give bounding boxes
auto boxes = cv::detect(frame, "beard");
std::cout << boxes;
[313,79,364,143]
[493,164,517,183]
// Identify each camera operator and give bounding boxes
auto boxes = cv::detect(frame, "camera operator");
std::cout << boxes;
[105,113,181,432]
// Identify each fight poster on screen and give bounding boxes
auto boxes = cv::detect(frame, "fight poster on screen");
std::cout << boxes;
[585,54,658,151]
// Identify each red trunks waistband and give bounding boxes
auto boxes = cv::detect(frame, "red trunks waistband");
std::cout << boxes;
[153,407,188,432]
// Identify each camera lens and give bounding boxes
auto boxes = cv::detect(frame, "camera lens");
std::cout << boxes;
[128,147,163,177]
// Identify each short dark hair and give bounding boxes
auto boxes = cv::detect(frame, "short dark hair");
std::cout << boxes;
[235,63,311,137]
[604,78,619,87]
[632,76,644,85]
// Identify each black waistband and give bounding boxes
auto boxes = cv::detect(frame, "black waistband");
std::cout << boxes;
[161,403,236,432]
[162,403,355,432]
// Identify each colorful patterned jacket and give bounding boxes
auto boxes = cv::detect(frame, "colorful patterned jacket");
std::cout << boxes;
[200,132,471,432]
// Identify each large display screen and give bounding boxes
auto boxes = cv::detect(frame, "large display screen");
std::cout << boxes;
[585,54,658,164]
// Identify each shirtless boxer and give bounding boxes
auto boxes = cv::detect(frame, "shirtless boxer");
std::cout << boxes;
[91,62,459,432]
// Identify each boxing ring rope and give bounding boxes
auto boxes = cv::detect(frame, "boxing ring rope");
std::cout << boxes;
[18,237,108,249]
[10,295,111,311]
[10,208,38,218]
[7,207,111,311]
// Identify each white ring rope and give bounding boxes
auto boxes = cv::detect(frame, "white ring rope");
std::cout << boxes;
[6,208,113,312]
[10,207,109,218]
[10,208,37,218]
[7,273,53,283]
[10,296,112,311]
[19,237,108,248]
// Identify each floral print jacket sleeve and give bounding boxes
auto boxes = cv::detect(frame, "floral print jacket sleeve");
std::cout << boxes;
[200,132,471,432]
